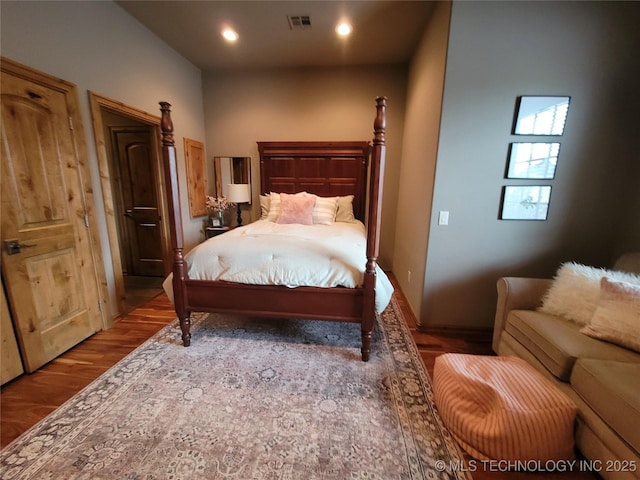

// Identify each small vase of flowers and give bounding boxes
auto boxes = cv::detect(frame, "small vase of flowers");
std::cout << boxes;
[206,196,234,227]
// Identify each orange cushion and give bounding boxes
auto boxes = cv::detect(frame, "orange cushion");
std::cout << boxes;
[433,354,577,462]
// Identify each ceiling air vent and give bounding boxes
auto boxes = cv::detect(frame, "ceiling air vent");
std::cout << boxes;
[287,15,312,30]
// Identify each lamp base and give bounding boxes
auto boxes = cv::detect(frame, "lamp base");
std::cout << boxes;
[236,204,243,227]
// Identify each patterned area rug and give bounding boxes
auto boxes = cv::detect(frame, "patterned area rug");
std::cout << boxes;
[1,298,471,480]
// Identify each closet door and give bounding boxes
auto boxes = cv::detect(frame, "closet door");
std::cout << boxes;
[1,276,23,384]
[1,59,105,372]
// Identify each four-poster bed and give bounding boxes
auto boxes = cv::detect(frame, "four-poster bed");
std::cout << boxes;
[159,97,388,361]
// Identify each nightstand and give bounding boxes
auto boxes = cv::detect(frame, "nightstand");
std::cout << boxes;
[205,226,231,239]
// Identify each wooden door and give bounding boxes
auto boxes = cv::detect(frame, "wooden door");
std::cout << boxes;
[1,61,104,372]
[1,276,23,384]
[111,128,164,277]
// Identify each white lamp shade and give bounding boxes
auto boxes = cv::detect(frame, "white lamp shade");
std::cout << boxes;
[226,183,251,203]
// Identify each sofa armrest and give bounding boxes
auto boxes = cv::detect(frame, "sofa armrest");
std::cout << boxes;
[492,277,553,353]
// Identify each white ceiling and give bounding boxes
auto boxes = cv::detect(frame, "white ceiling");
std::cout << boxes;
[116,1,435,70]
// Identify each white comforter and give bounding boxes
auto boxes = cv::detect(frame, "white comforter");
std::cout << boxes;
[163,219,393,313]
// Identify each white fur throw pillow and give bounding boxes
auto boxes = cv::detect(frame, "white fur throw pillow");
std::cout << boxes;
[539,262,640,326]
[580,278,640,353]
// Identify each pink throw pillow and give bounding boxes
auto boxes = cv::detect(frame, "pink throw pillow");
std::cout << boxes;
[276,193,315,225]
[580,277,640,353]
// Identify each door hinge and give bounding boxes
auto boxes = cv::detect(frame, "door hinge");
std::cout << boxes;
[84,214,89,227]
[68,116,74,130]
[97,301,103,312]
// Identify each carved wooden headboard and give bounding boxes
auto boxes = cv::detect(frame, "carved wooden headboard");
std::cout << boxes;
[257,141,371,221]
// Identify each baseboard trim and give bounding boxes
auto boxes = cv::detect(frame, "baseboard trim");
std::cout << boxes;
[386,271,493,342]
[418,325,493,341]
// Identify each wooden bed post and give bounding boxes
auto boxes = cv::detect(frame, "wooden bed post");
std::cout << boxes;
[159,102,191,346]
[361,96,387,361]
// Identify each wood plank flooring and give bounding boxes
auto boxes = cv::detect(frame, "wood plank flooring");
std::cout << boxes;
[1,293,174,448]
[1,276,597,479]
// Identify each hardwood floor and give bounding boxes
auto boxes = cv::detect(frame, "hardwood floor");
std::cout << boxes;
[396,291,495,377]
[123,275,166,313]
[1,276,597,479]
[0,294,174,448]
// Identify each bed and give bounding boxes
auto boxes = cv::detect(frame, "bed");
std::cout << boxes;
[159,97,389,361]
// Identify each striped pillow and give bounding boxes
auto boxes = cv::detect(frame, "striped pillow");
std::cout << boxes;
[309,195,339,225]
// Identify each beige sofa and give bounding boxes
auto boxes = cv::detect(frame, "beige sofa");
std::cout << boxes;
[493,254,640,480]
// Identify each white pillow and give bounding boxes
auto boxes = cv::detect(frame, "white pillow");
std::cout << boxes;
[580,278,640,353]
[259,194,270,219]
[307,195,338,225]
[335,195,355,222]
[539,262,640,326]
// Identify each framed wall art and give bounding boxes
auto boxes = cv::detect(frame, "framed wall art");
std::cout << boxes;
[500,185,552,221]
[184,137,207,218]
[506,142,560,179]
[512,96,570,135]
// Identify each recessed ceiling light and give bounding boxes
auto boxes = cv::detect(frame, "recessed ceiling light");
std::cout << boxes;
[335,22,352,37]
[222,28,239,43]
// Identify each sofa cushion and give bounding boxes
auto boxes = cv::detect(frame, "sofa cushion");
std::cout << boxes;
[571,359,640,454]
[505,310,640,381]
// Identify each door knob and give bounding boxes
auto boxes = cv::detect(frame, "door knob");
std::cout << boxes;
[4,239,36,255]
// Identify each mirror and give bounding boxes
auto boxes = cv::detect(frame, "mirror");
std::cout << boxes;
[208,156,251,204]
[513,96,570,135]
[506,143,560,179]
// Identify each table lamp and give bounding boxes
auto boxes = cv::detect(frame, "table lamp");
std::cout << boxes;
[226,183,251,227]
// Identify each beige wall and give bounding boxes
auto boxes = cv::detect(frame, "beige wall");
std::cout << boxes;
[202,66,408,269]
[393,1,451,319]
[419,1,640,329]
[1,1,206,317]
